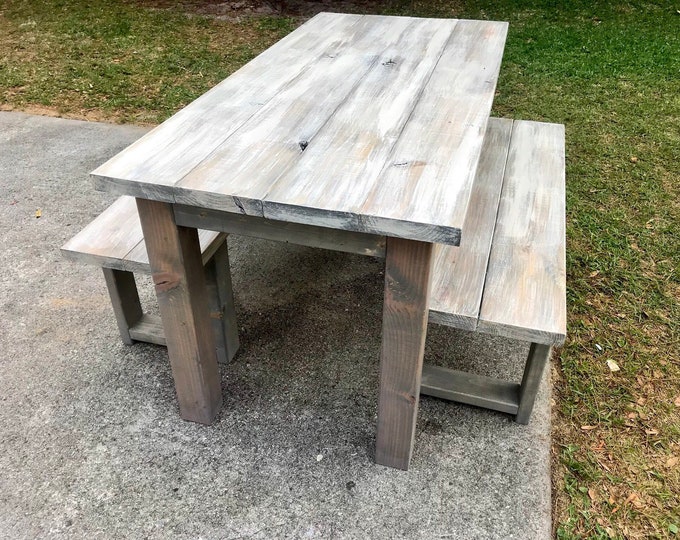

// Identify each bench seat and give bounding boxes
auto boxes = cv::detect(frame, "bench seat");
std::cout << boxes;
[61,196,239,364]
[423,118,566,423]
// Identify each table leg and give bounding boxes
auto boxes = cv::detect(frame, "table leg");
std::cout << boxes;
[375,237,434,470]
[136,198,222,424]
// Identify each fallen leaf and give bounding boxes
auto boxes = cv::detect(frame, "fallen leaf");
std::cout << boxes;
[645,429,659,436]
[626,412,637,419]
[624,492,638,505]
[581,425,597,431]
[674,396,680,407]
[630,156,638,163]
[607,359,620,372]
[636,397,646,406]
[666,456,679,468]
[588,488,597,501]
[599,460,611,472]
[35,208,42,218]
[589,270,600,277]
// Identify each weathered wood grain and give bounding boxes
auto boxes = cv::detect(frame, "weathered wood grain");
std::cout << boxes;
[91,13,365,199]
[428,117,513,330]
[135,198,222,424]
[262,17,458,239]
[375,237,433,470]
[477,121,566,346]
[61,196,144,271]
[175,15,429,215]
[174,205,386,258]
[61,196,224,273]
[359,20,508,243]
[92,14,507,246]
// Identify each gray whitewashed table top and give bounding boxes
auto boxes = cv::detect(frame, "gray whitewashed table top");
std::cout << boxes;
[92,13,508,245]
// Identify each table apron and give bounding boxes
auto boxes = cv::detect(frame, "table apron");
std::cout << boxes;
[174,204,387,258]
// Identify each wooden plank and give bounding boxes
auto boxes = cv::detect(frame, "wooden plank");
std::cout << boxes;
[360,20,509,242]
[91,13,365,198]
[61,196,224,273]
[375,237,433,470]
[477,121,566,346]
[102,268,143,345]
[428,118,513,331]
[129,314,167,346]
[61,196,145,272]
[420,364,520,415]
[175,16,429,215]
[263,19,508,245]
[174,205,386,258]
[135,198,222,424]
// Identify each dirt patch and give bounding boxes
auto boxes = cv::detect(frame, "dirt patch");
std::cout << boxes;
[0,103,142,125]
[134,0,396,21]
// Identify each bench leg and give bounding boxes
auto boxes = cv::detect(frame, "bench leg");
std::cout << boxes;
[102,267,143,345]
[136,198,222,425]
[205,241,240,364]
[375,237,433,470]
[515,343,552,425]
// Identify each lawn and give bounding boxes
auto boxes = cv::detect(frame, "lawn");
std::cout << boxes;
[1,0,678,538]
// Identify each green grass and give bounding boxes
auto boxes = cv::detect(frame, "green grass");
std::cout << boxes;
[1,0,679,537]
[0,0,297,122]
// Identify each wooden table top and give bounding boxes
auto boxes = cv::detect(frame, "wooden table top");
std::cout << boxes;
[92,13,507,246]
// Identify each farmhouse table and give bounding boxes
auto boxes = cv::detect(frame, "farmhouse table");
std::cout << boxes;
[92,12,508,470]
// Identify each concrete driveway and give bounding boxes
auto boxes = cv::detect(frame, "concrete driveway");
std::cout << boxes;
[0,111,551,539]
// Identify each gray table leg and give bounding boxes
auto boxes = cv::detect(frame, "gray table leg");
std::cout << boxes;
[136,198,222,425]
[375,237,434,470]
[515,343,552,425]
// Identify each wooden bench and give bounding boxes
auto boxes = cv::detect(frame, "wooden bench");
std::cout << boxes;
[61,196,239,364]
[423,117,566,424]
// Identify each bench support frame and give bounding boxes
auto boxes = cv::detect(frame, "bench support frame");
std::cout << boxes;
[101,245,239,364]
[420,342,552,423]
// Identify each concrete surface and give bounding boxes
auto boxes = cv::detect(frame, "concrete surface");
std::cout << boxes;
[0,111,551,539]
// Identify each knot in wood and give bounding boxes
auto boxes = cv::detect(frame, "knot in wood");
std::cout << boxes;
[298,140,309,152]
[382,58,396,67]
[153,272,181,293]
